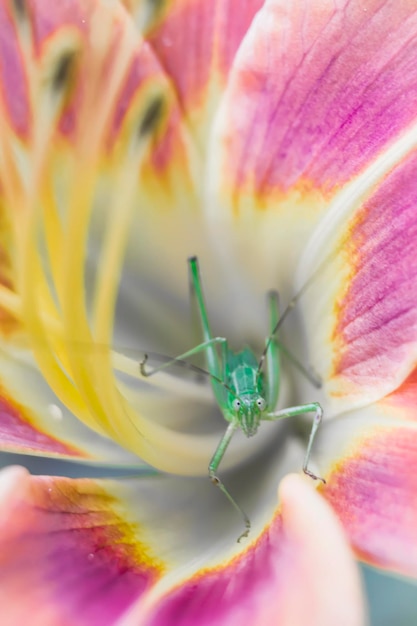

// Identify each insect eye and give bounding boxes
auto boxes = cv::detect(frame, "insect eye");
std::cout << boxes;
[256,398,266,410]
[232,399,242,411]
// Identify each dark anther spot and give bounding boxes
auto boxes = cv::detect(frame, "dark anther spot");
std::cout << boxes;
[52,51,77,92]
[12,0,26,20]
[141,0,166,31]
[147,0,165,16]
[138,96,164,138]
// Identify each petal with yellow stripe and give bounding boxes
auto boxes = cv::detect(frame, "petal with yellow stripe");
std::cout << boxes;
[0,467,366,626]
[317,375,417,578]
[298,149,417,415]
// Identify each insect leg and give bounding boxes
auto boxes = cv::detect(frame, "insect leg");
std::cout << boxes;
[209,422,251,543]
[140,337,226,377]
[189,256,231,406]
[275,339,322,388]
[264,402,326,483]
[264,290,280,409]
[188,256,221,378]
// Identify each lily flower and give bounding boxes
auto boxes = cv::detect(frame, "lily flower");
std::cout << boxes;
[0,0,416,623]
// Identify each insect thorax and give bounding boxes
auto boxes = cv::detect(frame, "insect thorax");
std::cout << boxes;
[225,347,265,397]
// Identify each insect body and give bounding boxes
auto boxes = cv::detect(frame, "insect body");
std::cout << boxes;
[224,347,267,436]
[141,256,325,541]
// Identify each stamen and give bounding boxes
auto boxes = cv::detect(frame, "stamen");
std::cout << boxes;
[0,4,228,473]
[137,96,165,139]
[0,9,154,448]
[50,50,78,94]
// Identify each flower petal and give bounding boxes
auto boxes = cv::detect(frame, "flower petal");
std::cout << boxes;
[124,474,366,626]
[213,0,417,195]
[143,0,264,151]
[0,349,143,465]
[0,465,367,626]
[298,149,417,415]
[208,0,417,291]
[382,366,417,420]
[318,394,417,577]
[0,466,165,626]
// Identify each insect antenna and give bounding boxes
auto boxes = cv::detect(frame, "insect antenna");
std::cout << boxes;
[257,222,356,382]
[257,279,313,375]
[256,252,337,387]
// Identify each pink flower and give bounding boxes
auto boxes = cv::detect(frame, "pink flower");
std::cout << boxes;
[0,0,416,623]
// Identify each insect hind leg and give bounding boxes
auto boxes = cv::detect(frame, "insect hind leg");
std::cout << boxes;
[264,402,326,484]
[209,423,251,542]
[301,403,325,483]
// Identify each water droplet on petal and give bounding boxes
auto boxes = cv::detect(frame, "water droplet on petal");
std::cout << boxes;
[48,404,63,420]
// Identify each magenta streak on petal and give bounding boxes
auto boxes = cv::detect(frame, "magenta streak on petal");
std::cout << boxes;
[0,394,86,457]
[148,0,215,110]
[145,517,296,626]
[0,3,30,137]
[149,109,182,172]
[223,0,417,196]
[215,0,265,76]
[108,43,164,146]
[332,150,417,384]
[29,0,89,54]
[148,0,263,112]
[0,476,163,626]
[323,428,417,576]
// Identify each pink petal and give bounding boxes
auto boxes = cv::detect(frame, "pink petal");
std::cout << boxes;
[0,357,88,459]
[0,466,367,626]
[130,475,366,626]
[147,0,265,99]
[331,153,417,399]
[0,467,164,626]
[0,352,142,465]
[0,0,30,137]
[206,0,417,293]
[0,0,161,144]
[383,366,417,419]
[0,389,86,458]
[300,148,417,413]
[212,0,417,202]
[322,423,417,578]
[0,0,196,208]
[146,0,264,146]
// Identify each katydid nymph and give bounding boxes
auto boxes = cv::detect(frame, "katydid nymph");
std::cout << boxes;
[140,256,325,542]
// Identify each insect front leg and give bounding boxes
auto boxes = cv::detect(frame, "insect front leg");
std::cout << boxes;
[139,337,226,377]
[209,422,251,543]
[264,402,326,484]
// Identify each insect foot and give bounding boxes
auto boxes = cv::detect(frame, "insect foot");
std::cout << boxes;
[139,354,150,376]
[303,468,326,485]
[237,521,251,544]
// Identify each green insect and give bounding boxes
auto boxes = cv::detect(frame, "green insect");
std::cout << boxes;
[140,256,325,542]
